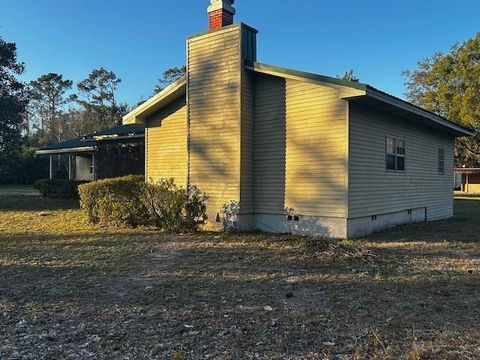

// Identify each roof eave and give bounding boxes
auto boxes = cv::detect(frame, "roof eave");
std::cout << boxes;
[455,168,480,174]
[94,134,145,141]
[123,76,186,125]
[248,62,368,92]
[365,87,475,137]
[248,62,474,138]
[86,124,145,139]
[35,146,97,156]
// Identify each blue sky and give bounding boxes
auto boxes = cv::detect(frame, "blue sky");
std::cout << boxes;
[1,0,479,106]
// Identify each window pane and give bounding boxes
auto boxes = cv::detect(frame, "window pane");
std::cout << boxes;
[397,156,405,171]
[439,163,445,174]
[386,154,396,170]
[396,140,405,155]
[438,149,445,174]
[439,149,445,160]
[386,137,395,154]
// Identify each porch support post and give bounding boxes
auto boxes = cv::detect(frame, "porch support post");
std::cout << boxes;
[466,173,470,193]
[68,156,73,180]
[92,153,96,181]
[49,156,53,179]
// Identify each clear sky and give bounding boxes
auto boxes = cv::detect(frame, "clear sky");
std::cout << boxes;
[1,0,479,106]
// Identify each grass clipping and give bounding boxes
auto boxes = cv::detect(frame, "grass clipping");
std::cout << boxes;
[303,238,375,263]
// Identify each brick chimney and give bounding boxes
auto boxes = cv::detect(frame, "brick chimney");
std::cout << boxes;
[208,0,235,30]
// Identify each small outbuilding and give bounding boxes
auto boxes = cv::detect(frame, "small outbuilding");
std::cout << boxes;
[36,124,145,181]
[454,168,480,193]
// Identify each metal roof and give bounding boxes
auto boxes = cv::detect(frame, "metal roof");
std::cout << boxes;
[36,124,145,156]
[86,124,145,140]
[250,62,368,91]
[35,137,96,155]
[363,86,474,137]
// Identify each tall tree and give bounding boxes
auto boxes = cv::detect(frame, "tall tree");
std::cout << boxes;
[403,33,480,166]
[154,66,186,94]
[29,73,73,143]
[0,36,27,183]
[75,68,127,131]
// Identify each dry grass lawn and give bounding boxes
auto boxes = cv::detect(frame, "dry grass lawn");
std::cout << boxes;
[0,190,479,359]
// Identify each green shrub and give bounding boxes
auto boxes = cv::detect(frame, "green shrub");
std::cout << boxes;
[78,175,146,227]
[78,176,208,232]
[142,179,208,232]
[34,179,89,199]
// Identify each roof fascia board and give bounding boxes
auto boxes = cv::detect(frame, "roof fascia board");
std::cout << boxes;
[366,87,475,137]
[455,168,480,174]
[35,147,97,155]
[94,134,145,141]
[123,77,186,124]
[85,125,145,139]
[248,62,367,94]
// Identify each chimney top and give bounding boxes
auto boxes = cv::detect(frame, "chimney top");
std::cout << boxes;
[208,0,236,15]
[208,0,236,30]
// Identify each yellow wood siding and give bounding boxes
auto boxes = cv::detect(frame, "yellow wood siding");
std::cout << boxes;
[284,79,348,218]
[348,104,454,220]
[465,183,480,193]
[187,26,242,217]
[461,174,480,193]
[145,98,188,187]
[254,74,287,214]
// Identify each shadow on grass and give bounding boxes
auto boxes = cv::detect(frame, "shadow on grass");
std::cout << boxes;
[0,239,479,357]
[0,229,479,358]
[363,199,480,244]
[0,195,79,212]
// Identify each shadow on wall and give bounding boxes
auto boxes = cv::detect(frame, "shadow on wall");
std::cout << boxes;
[253,73,345,238]
[253,74,286,218]
[187,55,346,236]
[188,49,241,217]
[148,97,186,128]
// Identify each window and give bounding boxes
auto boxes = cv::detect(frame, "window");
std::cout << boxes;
[438,148,445,175]
[386,136,405,172]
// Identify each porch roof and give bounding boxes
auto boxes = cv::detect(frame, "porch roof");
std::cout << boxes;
[35,137,96,155]
[455,168,480,175]
[35,124,145,156]
[86,124,145,140]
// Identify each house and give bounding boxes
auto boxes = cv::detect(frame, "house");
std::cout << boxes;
[36,124,145,181]
[122,0,473,238]
[454,168,480,193]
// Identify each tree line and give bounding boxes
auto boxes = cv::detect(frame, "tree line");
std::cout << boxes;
[0,34,185,184]
[26,69,128,147]
[403,32,480,167]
